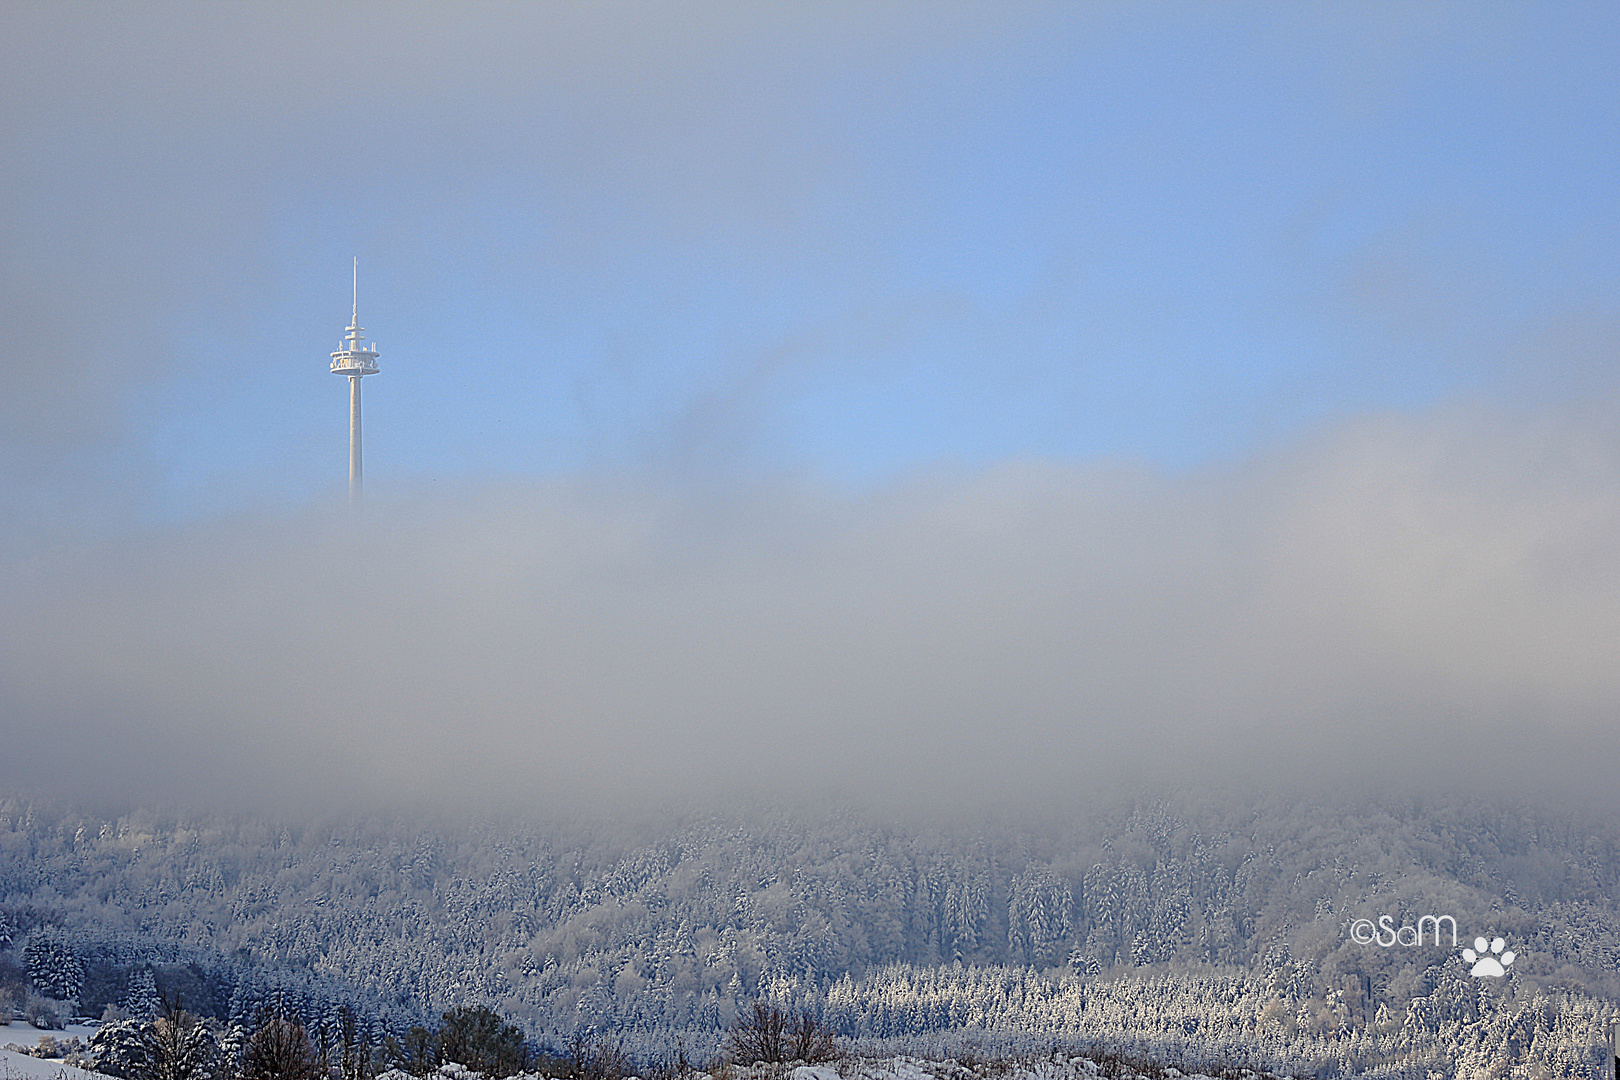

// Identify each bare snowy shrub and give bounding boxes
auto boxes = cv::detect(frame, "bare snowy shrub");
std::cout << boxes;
[563,1030,628,1080]
[725,1002,836,1065]
[439,1006,530,1078]
[725,1002,788,1065]
[24,994,61,1030]
[643,1036,700,1080]
[786,1011,838,1063]
[243,1014,322,1080]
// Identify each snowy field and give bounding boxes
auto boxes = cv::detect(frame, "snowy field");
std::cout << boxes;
[376,1061,1237,1080]
[0,1023,109,1080]
[0,1024,100,1046]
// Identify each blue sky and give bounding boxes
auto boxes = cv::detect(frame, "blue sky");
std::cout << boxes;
[3,3,1613,517]
[1,4,1617,806]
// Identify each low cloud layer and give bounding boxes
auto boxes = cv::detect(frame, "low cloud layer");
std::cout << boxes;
[3,403,1616,813]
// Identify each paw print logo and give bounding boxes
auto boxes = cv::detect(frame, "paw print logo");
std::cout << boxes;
[1462,936,1515,978]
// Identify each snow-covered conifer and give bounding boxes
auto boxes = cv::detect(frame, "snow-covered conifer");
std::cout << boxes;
[24,928,84,1001]
[124,966,162,1019]
[87,1017,158,1079]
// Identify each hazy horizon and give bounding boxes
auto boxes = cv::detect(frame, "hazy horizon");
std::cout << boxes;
[1,3,1616,817]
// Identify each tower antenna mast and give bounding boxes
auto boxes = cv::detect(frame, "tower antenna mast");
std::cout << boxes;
[330,257,380,508]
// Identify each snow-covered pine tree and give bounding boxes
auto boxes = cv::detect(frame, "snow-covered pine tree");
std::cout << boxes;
[87,1017,157,1079]
[124,966,162,1019]
[217,1021,249,1080]
[23,928,84,1002]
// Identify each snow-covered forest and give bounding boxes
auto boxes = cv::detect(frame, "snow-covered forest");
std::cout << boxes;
[1,791,1617,1077]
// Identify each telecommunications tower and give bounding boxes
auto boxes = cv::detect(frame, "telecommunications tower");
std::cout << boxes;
[330,259,380,508]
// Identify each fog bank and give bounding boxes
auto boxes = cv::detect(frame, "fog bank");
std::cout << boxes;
[2,403,1616,813]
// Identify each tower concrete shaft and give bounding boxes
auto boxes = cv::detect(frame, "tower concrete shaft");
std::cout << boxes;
[349,374,363,508]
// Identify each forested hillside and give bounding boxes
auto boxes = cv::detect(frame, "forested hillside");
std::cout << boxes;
[1,791,1617,1076]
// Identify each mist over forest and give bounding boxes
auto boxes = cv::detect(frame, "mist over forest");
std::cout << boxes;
[6,401,1620,815]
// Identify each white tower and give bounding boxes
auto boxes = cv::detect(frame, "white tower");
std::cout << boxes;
[330,259,380,509]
